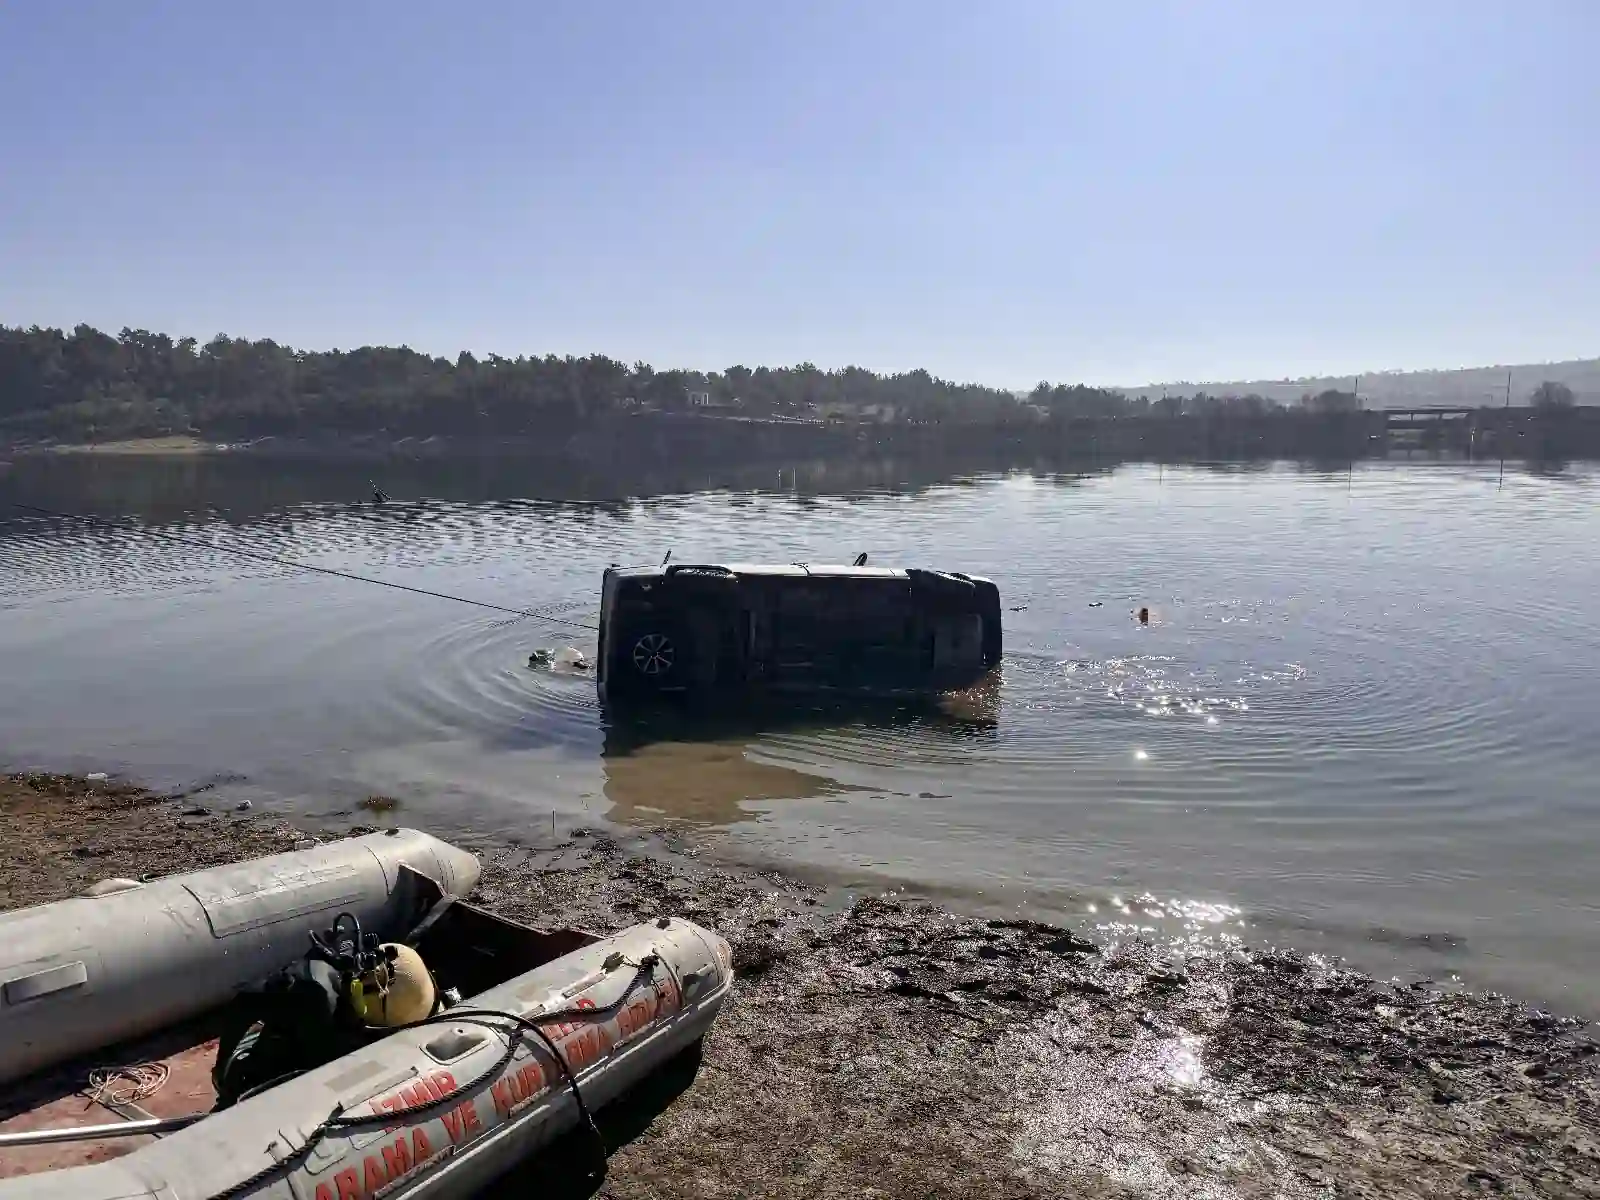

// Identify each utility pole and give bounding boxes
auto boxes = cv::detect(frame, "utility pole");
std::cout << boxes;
[1499,369,1512,491]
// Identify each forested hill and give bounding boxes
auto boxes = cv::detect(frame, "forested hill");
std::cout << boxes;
[1122,357,1600,409]
[0,323,1590,445]
[0,324,1062,443]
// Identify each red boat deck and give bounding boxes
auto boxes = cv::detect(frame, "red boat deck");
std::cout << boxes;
[0,910,602,1182]
[0,1019,221,1179]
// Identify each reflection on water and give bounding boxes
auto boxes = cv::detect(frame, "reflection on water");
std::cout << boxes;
[598,691,1002,826]
[2,453,1599,1010]
[1089,893,1246,949]
[601,740,845,826]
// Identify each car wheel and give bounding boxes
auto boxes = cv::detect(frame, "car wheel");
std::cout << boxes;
[630,631,677,678]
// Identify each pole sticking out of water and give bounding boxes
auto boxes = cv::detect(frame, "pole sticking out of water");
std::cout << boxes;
[1500,369,1512,490]
[1345,377,1360,497]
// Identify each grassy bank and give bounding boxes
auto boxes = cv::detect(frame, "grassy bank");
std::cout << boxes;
[43,436,213,456]
[2,773,1596,1198]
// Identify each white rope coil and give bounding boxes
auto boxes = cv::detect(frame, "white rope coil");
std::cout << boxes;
[85,1062,171,1108]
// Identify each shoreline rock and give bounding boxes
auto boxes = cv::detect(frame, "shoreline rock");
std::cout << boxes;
[3,772,1595,1198]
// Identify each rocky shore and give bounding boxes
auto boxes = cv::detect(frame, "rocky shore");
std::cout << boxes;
[3,772,1596,1199]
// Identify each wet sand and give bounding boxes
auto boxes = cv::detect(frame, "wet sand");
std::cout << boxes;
[3,773,1597,1198]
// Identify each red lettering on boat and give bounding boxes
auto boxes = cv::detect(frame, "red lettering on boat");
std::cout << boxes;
[334,1167,361,1200]
[441,1097,482,1145]
[381,1135,412,1178]
[621,997,652,1037]
[363,1155,387,1192]
[491,1077,515,1117]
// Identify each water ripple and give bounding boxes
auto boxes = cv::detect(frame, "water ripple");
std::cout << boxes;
[2,460,1599,1006]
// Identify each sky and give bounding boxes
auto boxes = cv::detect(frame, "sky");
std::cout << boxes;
[1,1,1595,389]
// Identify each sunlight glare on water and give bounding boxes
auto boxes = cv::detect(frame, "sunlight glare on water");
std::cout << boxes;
[1,456,1598,1009]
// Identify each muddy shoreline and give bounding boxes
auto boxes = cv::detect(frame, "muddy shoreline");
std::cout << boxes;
[3,772,1596,1198]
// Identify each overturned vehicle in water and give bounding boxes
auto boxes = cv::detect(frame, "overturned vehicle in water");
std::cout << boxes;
[597,562,1002,703]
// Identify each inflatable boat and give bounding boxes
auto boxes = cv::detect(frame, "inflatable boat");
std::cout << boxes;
[1,829,481,1086]
[0,838,734,1198]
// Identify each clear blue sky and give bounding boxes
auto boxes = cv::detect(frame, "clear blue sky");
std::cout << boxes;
[1,1,1594,388]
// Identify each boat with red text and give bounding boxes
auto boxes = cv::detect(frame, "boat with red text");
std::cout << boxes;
[0,834,733,1199]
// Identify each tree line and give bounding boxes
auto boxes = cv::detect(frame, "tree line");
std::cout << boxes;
[0,323,1577,445]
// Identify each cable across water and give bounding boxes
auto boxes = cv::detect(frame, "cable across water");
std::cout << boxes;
[5,501,598,631]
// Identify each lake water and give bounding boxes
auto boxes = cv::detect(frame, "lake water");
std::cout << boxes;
[2,454,1597,1011]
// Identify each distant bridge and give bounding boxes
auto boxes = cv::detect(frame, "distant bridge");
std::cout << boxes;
[1383,406,1480,431]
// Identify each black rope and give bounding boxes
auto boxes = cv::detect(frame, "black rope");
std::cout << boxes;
[338,1013,608,1185]
[4,501,598,631]
[204,957,661,1199]
[338,956,659,1131]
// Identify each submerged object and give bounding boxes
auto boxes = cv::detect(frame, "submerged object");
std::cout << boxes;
[529,646,591,672]
[0,829,480,1086]
[0,902,732,1200]
[597,562,1003,704]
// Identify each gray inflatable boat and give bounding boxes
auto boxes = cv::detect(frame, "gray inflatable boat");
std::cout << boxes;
[0,828,481,1087]
[0,834,734,1198]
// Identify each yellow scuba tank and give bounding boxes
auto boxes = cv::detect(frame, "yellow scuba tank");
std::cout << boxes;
[351,944,437,1026]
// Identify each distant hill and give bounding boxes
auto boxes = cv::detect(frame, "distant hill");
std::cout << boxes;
[1119,357,1600,409]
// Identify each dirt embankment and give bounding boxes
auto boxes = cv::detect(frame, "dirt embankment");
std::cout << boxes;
[3,773,1597,1199]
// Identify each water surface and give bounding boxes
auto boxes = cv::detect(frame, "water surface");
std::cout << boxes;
[2,455,1596,1009]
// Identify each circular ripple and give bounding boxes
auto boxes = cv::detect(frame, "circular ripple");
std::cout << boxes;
[3,460,1599,1010]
